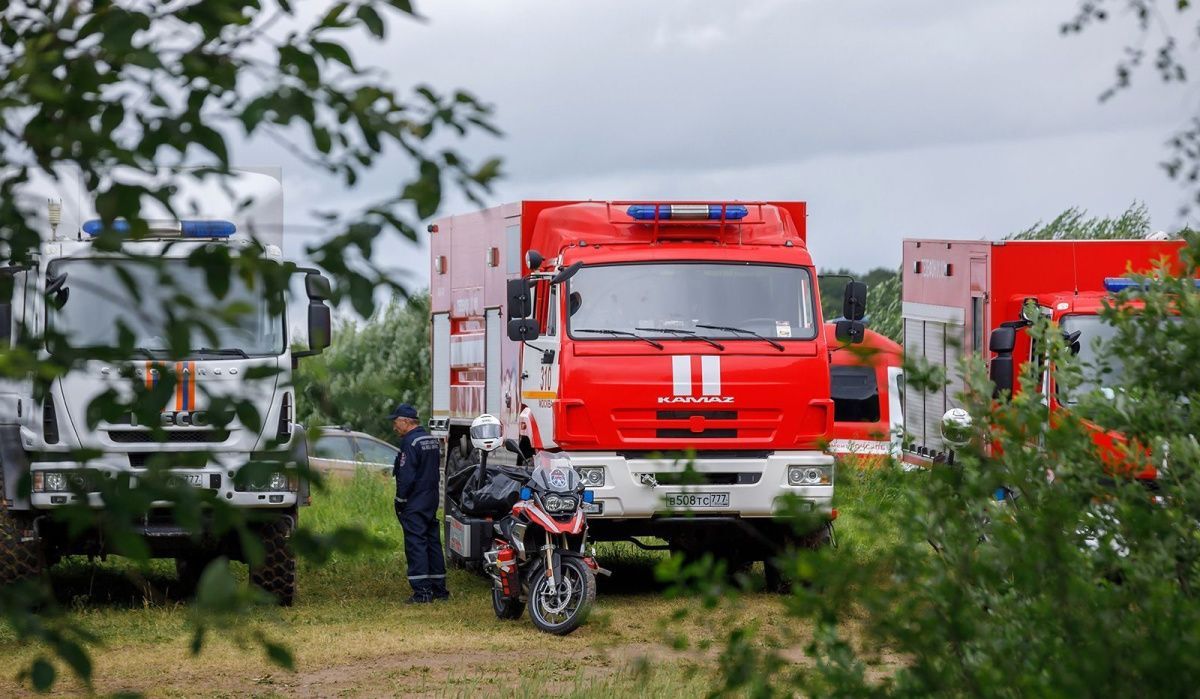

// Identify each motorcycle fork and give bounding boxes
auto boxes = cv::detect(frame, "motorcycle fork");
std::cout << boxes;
[542,534,568,589]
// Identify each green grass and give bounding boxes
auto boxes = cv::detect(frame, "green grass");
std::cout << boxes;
[0,463,912,696]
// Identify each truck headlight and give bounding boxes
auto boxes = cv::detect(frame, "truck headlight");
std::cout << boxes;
[577,467,605,487]
[787,465,832,486]
[269,473,290,491]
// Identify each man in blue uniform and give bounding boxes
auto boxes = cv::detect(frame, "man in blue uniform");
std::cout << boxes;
[390,404,449,603]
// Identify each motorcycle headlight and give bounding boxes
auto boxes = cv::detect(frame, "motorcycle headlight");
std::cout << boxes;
[545,494,563,512]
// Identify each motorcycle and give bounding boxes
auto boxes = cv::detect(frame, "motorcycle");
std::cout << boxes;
[467,414,606,635]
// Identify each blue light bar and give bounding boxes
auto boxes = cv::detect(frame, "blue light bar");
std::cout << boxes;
[1104,276,1200,293]
[81,219,130,235]
[582,489,595,504]
[180,220,236,238]
[81,219,236,238]
[626,204,749,221]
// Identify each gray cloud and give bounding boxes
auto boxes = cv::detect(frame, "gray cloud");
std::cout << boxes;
[227,1,1196,307]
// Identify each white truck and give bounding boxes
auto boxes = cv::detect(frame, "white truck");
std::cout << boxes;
[0,213,332,604]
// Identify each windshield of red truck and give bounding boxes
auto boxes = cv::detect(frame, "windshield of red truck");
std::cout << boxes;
[46,258,286,357]
[566,262,817,341]
[1059,314,1179,404]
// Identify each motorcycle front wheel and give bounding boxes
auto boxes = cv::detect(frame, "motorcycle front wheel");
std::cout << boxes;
[528,556,596,635]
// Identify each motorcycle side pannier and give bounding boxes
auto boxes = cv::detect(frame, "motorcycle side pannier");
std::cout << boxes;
[446,513,490,562]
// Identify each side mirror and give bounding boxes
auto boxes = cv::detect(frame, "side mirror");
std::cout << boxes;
[507,278,533,319]
[989,327,1016,354]
[1063,329,1081,356]
[0,303,10,345]
[842,281,867,321]
[551,261,583,285]
[308,301,332,352]
[835,319,865,344]
[525,250,545,271]
[305,272,331,301]
[508,318,539,342]
[941,408,973,448]
[990,355,1014,398]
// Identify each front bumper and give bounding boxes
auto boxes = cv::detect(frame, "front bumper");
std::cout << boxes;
[28,454,298,509]
[565,451,833,519]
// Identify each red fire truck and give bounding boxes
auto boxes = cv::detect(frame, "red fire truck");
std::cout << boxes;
[901,237,1187,468]
[429,201,866,565]
[826,325,903,466]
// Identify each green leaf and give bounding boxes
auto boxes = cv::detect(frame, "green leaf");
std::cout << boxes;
[264,642,294,670]
[388,0,416,13]
[312,41,354,69]
[30,658,55,692]
[357,5,385,38]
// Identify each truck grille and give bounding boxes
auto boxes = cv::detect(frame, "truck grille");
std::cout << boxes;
[108,430,227,444]
[655,428,737,439]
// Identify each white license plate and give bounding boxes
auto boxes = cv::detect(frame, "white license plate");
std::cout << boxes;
[171,473,206,488]
[665,492,730,509]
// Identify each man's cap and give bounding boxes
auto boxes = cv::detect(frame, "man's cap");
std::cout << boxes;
[388,404,419,420]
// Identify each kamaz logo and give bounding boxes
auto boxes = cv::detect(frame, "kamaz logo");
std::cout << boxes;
[126,411,209,427]
[657,396,733,404]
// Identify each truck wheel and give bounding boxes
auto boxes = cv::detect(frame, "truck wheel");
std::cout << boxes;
[250,517,296,606]
[0,478,43,585]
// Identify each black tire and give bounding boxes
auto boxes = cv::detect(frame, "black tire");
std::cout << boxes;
[528,556,596,636]
[250,516,296,606]
[492,584,525,620]
[0,473,43,585]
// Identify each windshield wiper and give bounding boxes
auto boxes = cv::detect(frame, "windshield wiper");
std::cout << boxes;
[574,328,664,350]
[635,327,725,351]
[132,347,166,358]
[695,324,785,351]
[194,347,250,358]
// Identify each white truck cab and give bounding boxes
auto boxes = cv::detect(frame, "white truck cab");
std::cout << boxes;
[0,217,332,604]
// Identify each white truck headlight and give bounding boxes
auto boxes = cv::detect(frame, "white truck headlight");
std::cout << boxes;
[577,467,605,487]
[268,473,289,491]
[44,472,69,493]
[787,465,832,486]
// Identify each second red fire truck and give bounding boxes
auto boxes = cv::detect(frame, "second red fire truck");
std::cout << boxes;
[901,237,1187,471]
[429,201,867,570]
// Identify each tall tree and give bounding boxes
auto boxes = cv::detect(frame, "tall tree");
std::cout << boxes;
[0,1,497,692]
[295,293,431,440]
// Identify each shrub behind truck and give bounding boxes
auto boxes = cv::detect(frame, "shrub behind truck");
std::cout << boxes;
[0,216,332,604]
[429,200,866,575]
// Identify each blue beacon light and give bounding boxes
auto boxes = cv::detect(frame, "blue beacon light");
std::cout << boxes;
[626,204,749,221]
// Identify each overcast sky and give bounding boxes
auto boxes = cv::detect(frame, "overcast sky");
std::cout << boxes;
[252,0,1196,303]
